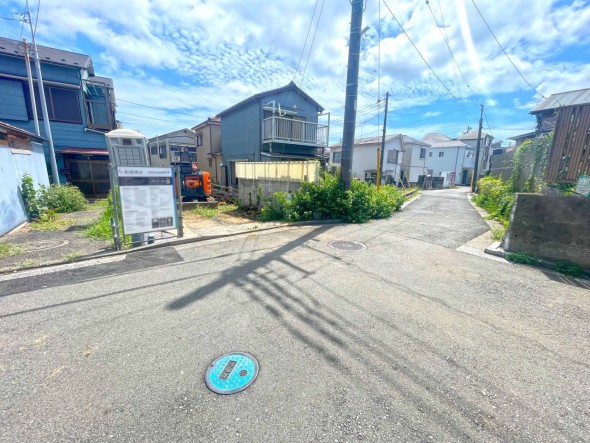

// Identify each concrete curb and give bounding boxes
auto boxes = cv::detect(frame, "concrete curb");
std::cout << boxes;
[0,219,344,275]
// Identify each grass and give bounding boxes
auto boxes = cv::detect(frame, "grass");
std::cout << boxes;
[491,227,506,241]
[18,258,40,268]
[63,252,83,262]
[0,242,25,258]
[193,203,239,219]
[505,252,539,265]
[29,216,76,231]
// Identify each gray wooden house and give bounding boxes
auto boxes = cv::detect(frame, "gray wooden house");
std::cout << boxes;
[216,82,328,186]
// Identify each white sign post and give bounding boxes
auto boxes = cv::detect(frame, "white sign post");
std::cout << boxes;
[575,175,590,198]
[117,166,177,235]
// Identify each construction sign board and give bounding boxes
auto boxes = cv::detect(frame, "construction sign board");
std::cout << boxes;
[117,166,177,235]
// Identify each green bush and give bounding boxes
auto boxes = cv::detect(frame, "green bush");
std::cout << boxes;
[20,174,87,219]
[505,252,539,265]
[474,176,514,224]
[20,174,43,219]
[85,194,115,240]
[41,184,87,213]
[260,173,405,224]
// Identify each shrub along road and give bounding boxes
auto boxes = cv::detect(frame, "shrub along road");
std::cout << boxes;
[1,188,588,442]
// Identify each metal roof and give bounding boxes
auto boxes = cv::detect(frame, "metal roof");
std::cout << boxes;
[0,121,46,141]
[217,81,324,117]
[427,140,470,149]
[0,37,94,74]
[423,132,451,143]
[531,87,590,113]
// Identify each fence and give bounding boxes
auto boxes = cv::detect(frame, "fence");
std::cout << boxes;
[235,161,320,207]
[546,104,590,182]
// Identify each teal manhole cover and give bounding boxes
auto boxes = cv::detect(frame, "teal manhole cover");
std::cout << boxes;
[328,240,367,251]
[205,352,259,395]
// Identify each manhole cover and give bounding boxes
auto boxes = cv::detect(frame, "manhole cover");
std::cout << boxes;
[205,352,259,395]
[328,240,367,251]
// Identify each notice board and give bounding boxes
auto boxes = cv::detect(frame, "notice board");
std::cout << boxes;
[117,166,177,235]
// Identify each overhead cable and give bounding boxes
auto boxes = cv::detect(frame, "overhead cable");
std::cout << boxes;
[383,0,461,102]
[470,0,545,98]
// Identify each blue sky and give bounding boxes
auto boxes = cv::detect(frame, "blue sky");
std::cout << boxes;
[1,0,590,145]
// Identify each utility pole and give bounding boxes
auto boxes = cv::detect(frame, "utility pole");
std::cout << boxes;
[378,91,389,189]
[341,0,364,189]
[22,39,40,136]
[470,105,484,193]
[26,10,60,185]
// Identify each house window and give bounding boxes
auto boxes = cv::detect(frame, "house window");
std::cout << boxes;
[332,151,341,163]
[419,148,426,159]
[84,82,112,129]
[150,145,158,155]
[208,158,212,167]
[196,133,203,146]
[386,150,398,164]
[159,145,167,158]
[439,151,445,157]
[429,151,433,157]
[28,85,82,123]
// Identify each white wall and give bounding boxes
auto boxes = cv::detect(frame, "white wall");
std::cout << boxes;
[0,141,50,236]
[405,144,430,183]
[329,138,402,184]
[427,147,476,185]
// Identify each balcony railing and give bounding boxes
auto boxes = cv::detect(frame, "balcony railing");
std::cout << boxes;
[263,116,328,147]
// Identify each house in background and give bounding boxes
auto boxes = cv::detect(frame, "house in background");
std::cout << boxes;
[457,129,494,176]
[0,37,117,196]
[530,87,590,183]
[399,135,431,186]
[147,128,197,167]
[0,121,48,236]
[328,135,404,184]
[422,133,474,186]
[192,117,223,185]
[216,81,328,186]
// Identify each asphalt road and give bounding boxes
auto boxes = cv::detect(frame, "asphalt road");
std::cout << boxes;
[1,188,588,442]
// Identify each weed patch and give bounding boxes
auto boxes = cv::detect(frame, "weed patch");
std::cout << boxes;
[0,243,24,258]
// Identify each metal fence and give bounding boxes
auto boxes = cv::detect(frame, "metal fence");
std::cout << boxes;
[262,117,328,146]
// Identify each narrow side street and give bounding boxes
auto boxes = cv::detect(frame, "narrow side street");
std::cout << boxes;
[1,189,588,442]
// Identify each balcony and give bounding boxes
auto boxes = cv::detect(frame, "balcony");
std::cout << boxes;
[263,116,328,148]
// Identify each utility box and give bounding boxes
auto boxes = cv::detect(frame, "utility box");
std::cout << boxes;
[105,129,149,167]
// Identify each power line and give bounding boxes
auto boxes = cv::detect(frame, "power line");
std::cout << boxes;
[292,0,319,83]
[116,99,209,120]
[426,0,471,95]
[382,0,461,102]
[470,0,545,99]
[33,0,40,38]
[483,108,494,138]
[299,0,325,87]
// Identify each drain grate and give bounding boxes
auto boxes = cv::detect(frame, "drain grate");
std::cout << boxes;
[205,352,259,395]
[328,240,367,251]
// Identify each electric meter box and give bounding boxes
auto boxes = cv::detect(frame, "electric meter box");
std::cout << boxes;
[105,129,149,167]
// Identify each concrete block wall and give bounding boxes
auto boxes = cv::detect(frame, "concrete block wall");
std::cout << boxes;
[505,193,590,268]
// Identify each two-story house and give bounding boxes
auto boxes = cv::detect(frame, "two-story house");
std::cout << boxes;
[457,129,494,177]
[0,37,117,196]
[216,82,328,186]
[147,128,197,167]
[422,133,474,186]
[329,134,410,185]
[398,135,432,186]
[192,117,223,185]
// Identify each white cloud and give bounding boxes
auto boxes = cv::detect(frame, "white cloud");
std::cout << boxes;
[1,0,589,140]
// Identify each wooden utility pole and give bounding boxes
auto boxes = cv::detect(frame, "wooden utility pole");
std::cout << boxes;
[378,92,389,188]
[341,0,364,189]
[470,105,484,192]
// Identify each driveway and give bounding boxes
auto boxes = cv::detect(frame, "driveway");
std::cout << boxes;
[1,188,588,442]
